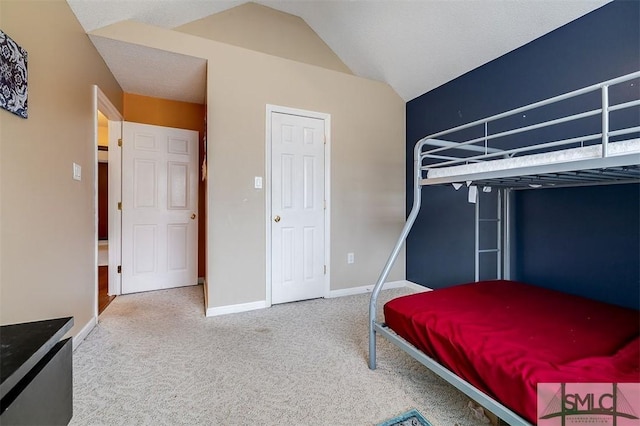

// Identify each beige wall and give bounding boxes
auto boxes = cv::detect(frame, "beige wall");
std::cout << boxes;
[206,48,405,305]
[0,1,122,335]
[175,2,352,75]
[92,21,406,309]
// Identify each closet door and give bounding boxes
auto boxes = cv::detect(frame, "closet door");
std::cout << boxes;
[271,111,326,304]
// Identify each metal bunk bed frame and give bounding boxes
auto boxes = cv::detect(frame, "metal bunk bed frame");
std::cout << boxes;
[368,71,640,426]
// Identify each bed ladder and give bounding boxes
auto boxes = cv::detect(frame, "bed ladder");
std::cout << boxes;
[475,189,505,281]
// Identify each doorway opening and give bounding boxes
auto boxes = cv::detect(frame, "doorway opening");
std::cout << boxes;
[94,86,123,318]
[93,88,207,318]
[97,110,115,314]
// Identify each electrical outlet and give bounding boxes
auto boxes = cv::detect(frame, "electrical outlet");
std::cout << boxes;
[347,252,355,264]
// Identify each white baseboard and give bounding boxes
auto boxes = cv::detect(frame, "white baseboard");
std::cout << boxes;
[326,280,430,298]
[205,280,431,317]
[404,281,432,293]
[73,316,97,350]
[206,300,269,317]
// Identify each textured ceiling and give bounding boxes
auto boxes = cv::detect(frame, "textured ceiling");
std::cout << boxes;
[67,0,611,103]
[89,36,207,104]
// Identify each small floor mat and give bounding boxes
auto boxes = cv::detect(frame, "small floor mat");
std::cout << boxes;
[377,409,433,426]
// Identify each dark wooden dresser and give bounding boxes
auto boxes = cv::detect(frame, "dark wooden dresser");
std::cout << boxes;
[1,317,73,425]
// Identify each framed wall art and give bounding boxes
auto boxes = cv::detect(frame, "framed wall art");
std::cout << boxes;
[0,29,28,118]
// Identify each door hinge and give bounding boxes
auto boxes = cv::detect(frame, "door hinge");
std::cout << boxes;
[324,200,326,210]
[117,201,122,210]
[117,265,122,274]
[323,135,326,145]
[324,265,327,275]
[118,138,122,147]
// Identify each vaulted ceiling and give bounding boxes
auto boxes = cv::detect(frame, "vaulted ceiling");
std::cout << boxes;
[67,0,610,103]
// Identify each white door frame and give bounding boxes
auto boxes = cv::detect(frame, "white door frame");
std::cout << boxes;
[106,119,122,296]
[93,86,123,318]
[265,105,331,306]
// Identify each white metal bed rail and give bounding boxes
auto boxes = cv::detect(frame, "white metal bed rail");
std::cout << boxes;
[419,71,640,170]
[374,323,532,426]
[369,138,427,369]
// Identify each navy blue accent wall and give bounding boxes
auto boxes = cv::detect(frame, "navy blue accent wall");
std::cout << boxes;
[514,184,639,309]
[405,0,640,307]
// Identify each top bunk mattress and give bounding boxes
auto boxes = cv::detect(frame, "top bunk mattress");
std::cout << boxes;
[383,280,640,423]
[424,139,640,183]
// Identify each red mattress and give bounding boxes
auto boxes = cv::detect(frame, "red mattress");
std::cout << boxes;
[384,280,640,423]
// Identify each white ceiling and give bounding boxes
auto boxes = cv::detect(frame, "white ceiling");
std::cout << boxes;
[67,0,611,103]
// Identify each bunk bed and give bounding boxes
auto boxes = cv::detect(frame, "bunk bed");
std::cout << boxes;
[368,71,640,425]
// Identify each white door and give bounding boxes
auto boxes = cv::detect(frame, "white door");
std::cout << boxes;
[271,112,326,304]
[121,122,199,294]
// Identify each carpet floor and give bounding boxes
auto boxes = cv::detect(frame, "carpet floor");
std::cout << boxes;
[71,285,489,426]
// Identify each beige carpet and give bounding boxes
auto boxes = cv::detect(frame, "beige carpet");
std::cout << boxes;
[71,285,489,426]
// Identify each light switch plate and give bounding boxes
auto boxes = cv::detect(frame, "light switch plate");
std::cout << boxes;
[73,163,82,181]
[254,176,263,189]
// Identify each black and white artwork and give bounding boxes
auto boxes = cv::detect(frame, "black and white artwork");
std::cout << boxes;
[0,29,28,118]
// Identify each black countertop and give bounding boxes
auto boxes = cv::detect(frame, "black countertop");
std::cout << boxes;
[0,317,73,399]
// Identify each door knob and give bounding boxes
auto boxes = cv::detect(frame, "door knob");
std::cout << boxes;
[274,215,281,223]
[191,213,196,220]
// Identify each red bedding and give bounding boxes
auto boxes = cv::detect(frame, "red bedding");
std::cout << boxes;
[383,280,640,423]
